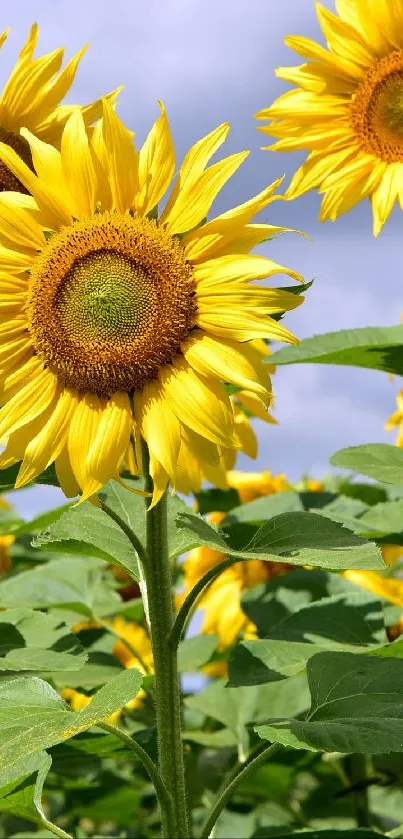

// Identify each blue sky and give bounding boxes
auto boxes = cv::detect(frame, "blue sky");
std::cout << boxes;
[2,0,401,516]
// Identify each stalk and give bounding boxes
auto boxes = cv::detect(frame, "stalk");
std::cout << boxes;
[142,442,189,838]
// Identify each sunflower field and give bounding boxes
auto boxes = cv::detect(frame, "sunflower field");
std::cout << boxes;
[3,2,403,838]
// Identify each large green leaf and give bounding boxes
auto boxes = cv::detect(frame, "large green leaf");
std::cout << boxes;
[0,669,142,769]
[33,499,140,580]
[0,751,51,824]
[178,635,218,672]
[34,480,200,575]
[331,444,403,485]
[185,675,310,757]
[177,510,385,570]
[0,557,121,618]
[0,609,87,672]
[269,324,403,375]
[228,592,388,686]
[256,651,403,753]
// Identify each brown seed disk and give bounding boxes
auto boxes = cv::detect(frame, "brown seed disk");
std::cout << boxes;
[28,211,197,395]
[351,50,403,162]
[0,127,33,193]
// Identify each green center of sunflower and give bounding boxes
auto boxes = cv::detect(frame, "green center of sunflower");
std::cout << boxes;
[57,251,152,344]
[0,127,33,193]
[351,51,403,161]
[28,212,197,396]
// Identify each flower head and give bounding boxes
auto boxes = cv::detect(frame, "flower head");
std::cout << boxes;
[256,1,403,234]
[0,101,303,504]
[0,24,118,194]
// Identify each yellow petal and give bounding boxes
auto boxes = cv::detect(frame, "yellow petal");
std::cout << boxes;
[61,110,97,217]
[194,254,303,286]
[0,194,45,250]
[161,122,229,221]
[0,354,41,403]
[0,241,34,273]
[371,164,402,236]
[233,408,258,458]
[67,392,104,492]
[136,381,181,480]
[1,48,64,129]
[81,392,132,500]
[236,390,275,423]
[160,359,236,448]
[25,46,87,128]
[16,388,76,487]
[182,331,270,399]
[55,445,80,498]
[102,98,138,212]
[136,101,175,216]
[147,450,170,509]
[162,150,249,236]
[0,368,58,442]
[0,141,71,228]
[197,310,300,343]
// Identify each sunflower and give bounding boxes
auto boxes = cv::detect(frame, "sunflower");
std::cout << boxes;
[0,101,303,505]
[385,386,403,446]
[255,1,403,235]
[0,497,14,574]
[0,24,118,194]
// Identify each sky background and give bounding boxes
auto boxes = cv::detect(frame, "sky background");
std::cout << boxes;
[1,0,401,517]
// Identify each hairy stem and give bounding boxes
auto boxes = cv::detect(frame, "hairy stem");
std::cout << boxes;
[142,442,189,838]
[99,721,174,835]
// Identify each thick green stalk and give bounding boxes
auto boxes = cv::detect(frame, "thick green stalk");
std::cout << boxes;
[142,443,189,838]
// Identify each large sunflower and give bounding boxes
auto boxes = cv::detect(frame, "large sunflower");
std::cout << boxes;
[0,101,303,505]
[0,23,118,193]
[255,0,403,235]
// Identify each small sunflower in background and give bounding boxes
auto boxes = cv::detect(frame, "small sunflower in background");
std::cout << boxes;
[0,24,118,193]
[256,1,403,235]
[0,101,303,506]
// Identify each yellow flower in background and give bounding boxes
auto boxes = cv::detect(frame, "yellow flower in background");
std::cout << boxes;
[385,387,403,446]
[226,469,290,504]
[0,102,303,506]
[0,24,118,192]
[182,470,293,648]
[256,1,403,235]
[344,569,403,606]
[0,497,14,575]
[64,617,153,716]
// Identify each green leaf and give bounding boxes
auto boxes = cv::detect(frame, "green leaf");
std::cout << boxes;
[0,608,87,672]
[195,487,240,515]
[0,751,51,823]
[253,831,383,838]
[229,592,386,685]
[0,557,121,618]
[177,510,385,571]
[256,651,403,753]
[178,635,218,672]
[34,480,200,574]
[269,324,403,375]
[33,497,140,580]
[331,443,403,485]
[49,652,124,690]
[0,669,142,770]
[185,675,310,757]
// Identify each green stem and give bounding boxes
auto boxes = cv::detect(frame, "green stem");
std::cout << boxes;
[344,753,371,828]
[142,442,189,838]
[199,743,281,839]
[98,721,174,835]
[39,816,73,839]
[170,555,245,649]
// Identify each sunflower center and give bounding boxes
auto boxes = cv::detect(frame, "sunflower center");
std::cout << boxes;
[28,212,196,395]
[0,127,33,193]
[351,51,403,162]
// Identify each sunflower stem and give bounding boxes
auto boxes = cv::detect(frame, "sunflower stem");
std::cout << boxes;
[141,441,190,838]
